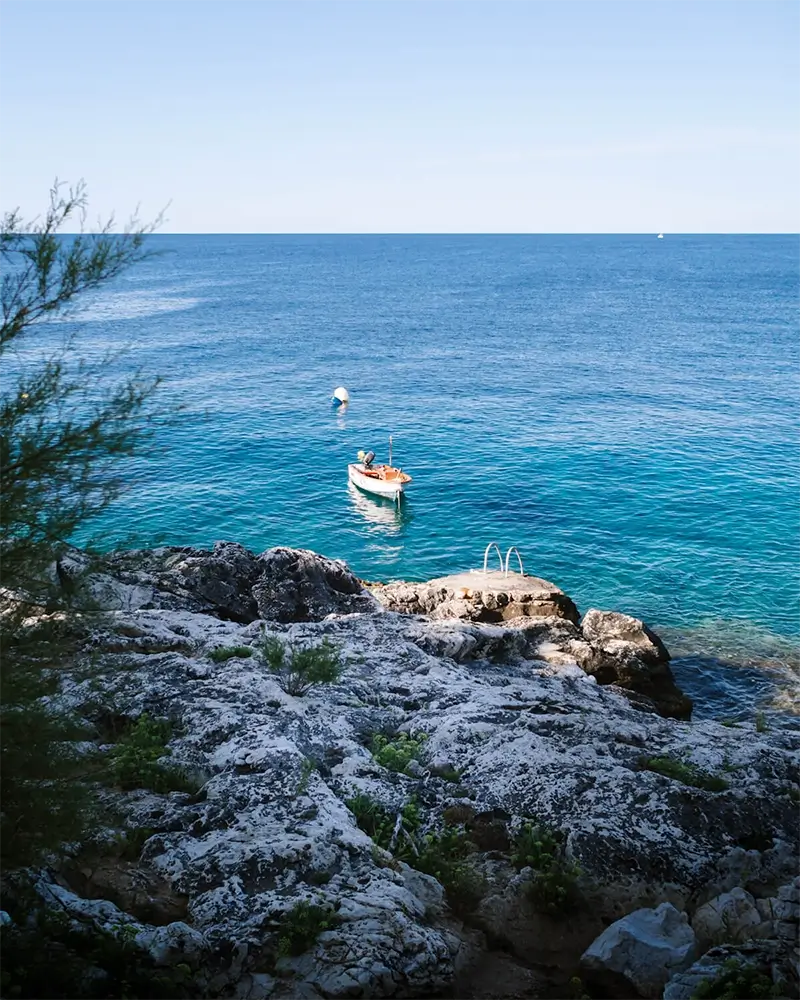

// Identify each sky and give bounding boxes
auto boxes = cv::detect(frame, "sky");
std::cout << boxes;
[1,0,798,233]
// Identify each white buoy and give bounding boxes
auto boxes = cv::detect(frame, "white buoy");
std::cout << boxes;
[331,386,350,405]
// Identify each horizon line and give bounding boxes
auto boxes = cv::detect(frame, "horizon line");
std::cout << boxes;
[57,231,800,237]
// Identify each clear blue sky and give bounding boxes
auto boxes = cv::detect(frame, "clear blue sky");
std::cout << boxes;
[1,0,797,232]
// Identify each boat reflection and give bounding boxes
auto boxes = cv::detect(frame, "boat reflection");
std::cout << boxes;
[332,402,348,429]
[347,482,412,534]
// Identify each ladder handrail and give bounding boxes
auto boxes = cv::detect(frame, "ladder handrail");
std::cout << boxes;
[482,542,504,575]
[504,546,524,577]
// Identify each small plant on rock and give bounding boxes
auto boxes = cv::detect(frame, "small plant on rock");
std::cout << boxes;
[208,645,252,663]
[641,755,729,792]
[415,825,486,916]
[346,793,421,862]
[371,732,426,774]
[259,635,342,696]
[276,900,338,958]
[568,976,592,1000]
[526,857,582,916]
[106,714,198,794]
[295,757,317,797]
[512,822,581,917]
[690,958,781,999]
[511,822,562,871]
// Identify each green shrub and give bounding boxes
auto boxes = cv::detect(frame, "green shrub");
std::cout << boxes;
[690,959,781,999]
[346,793,421,862]
[415,826,486,916]
[259,636,342,696]
[641,755,729,792]
[0,895,197,998]
[371,732,426,774]
[348,795,485,914]
[526,859,582,915]
[512,822,581,916]
[568,976,592,1000]
[106,714,198,794]
[755,712,768,733]
[208,645,252,663]
[511,822,562,871]
[276,900,338,958]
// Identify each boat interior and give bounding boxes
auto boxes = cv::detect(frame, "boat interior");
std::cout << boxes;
[359,464,412,484]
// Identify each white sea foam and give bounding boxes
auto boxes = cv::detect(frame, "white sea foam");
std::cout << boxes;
[52,290,201,323]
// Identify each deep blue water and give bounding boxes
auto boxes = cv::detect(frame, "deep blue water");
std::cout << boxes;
[40,235,800,710]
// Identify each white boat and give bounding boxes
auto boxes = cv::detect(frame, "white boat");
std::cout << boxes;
[348,437,412,499]
[348,462,411,499]
[657,233,664,239]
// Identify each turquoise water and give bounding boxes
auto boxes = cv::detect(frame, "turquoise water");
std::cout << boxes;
[48,235,799,693]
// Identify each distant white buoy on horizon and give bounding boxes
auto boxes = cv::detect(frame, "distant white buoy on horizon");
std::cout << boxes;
[332,386,350,405]
[657,233,664,239]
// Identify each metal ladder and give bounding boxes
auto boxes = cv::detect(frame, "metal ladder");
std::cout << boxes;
[481,542,525,578]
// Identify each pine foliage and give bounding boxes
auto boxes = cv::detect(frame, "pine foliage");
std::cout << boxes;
[0,181,164,868]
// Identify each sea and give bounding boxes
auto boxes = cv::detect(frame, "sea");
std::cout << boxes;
[40,234,800,720]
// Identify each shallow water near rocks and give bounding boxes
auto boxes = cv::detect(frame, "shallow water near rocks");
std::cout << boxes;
[34,234,800,717]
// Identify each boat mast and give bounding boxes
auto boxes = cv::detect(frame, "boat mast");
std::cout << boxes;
[389,434,393,466]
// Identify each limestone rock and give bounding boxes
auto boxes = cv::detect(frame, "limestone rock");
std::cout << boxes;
[371,570,580,623]
[373,577,690,717]
[95,543,378,624]
[33,545,800,997]
[663,941,788,1000]
[100,542,263,620]
[581,609,670,664]
[135,921,207,968]
[253,547,378,622]
[580,902,696,998]
[580,609,692,719]
[692,887,772,948]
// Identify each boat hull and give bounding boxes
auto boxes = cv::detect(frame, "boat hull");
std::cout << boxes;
[348,464,408,498]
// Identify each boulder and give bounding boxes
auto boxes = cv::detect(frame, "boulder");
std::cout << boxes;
[253,547,378,622]
[580,902,696,998]
[774,875,800,921]
[96,544,378,623]
[692,887,771,949]
[580,609,692,719]
[101,542,262,621]
[581,610,670,664]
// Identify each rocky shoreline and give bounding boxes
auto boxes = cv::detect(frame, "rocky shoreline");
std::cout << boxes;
[11,543,800,998]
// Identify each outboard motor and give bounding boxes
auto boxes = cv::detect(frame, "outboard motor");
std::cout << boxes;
[362,450,375,468]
